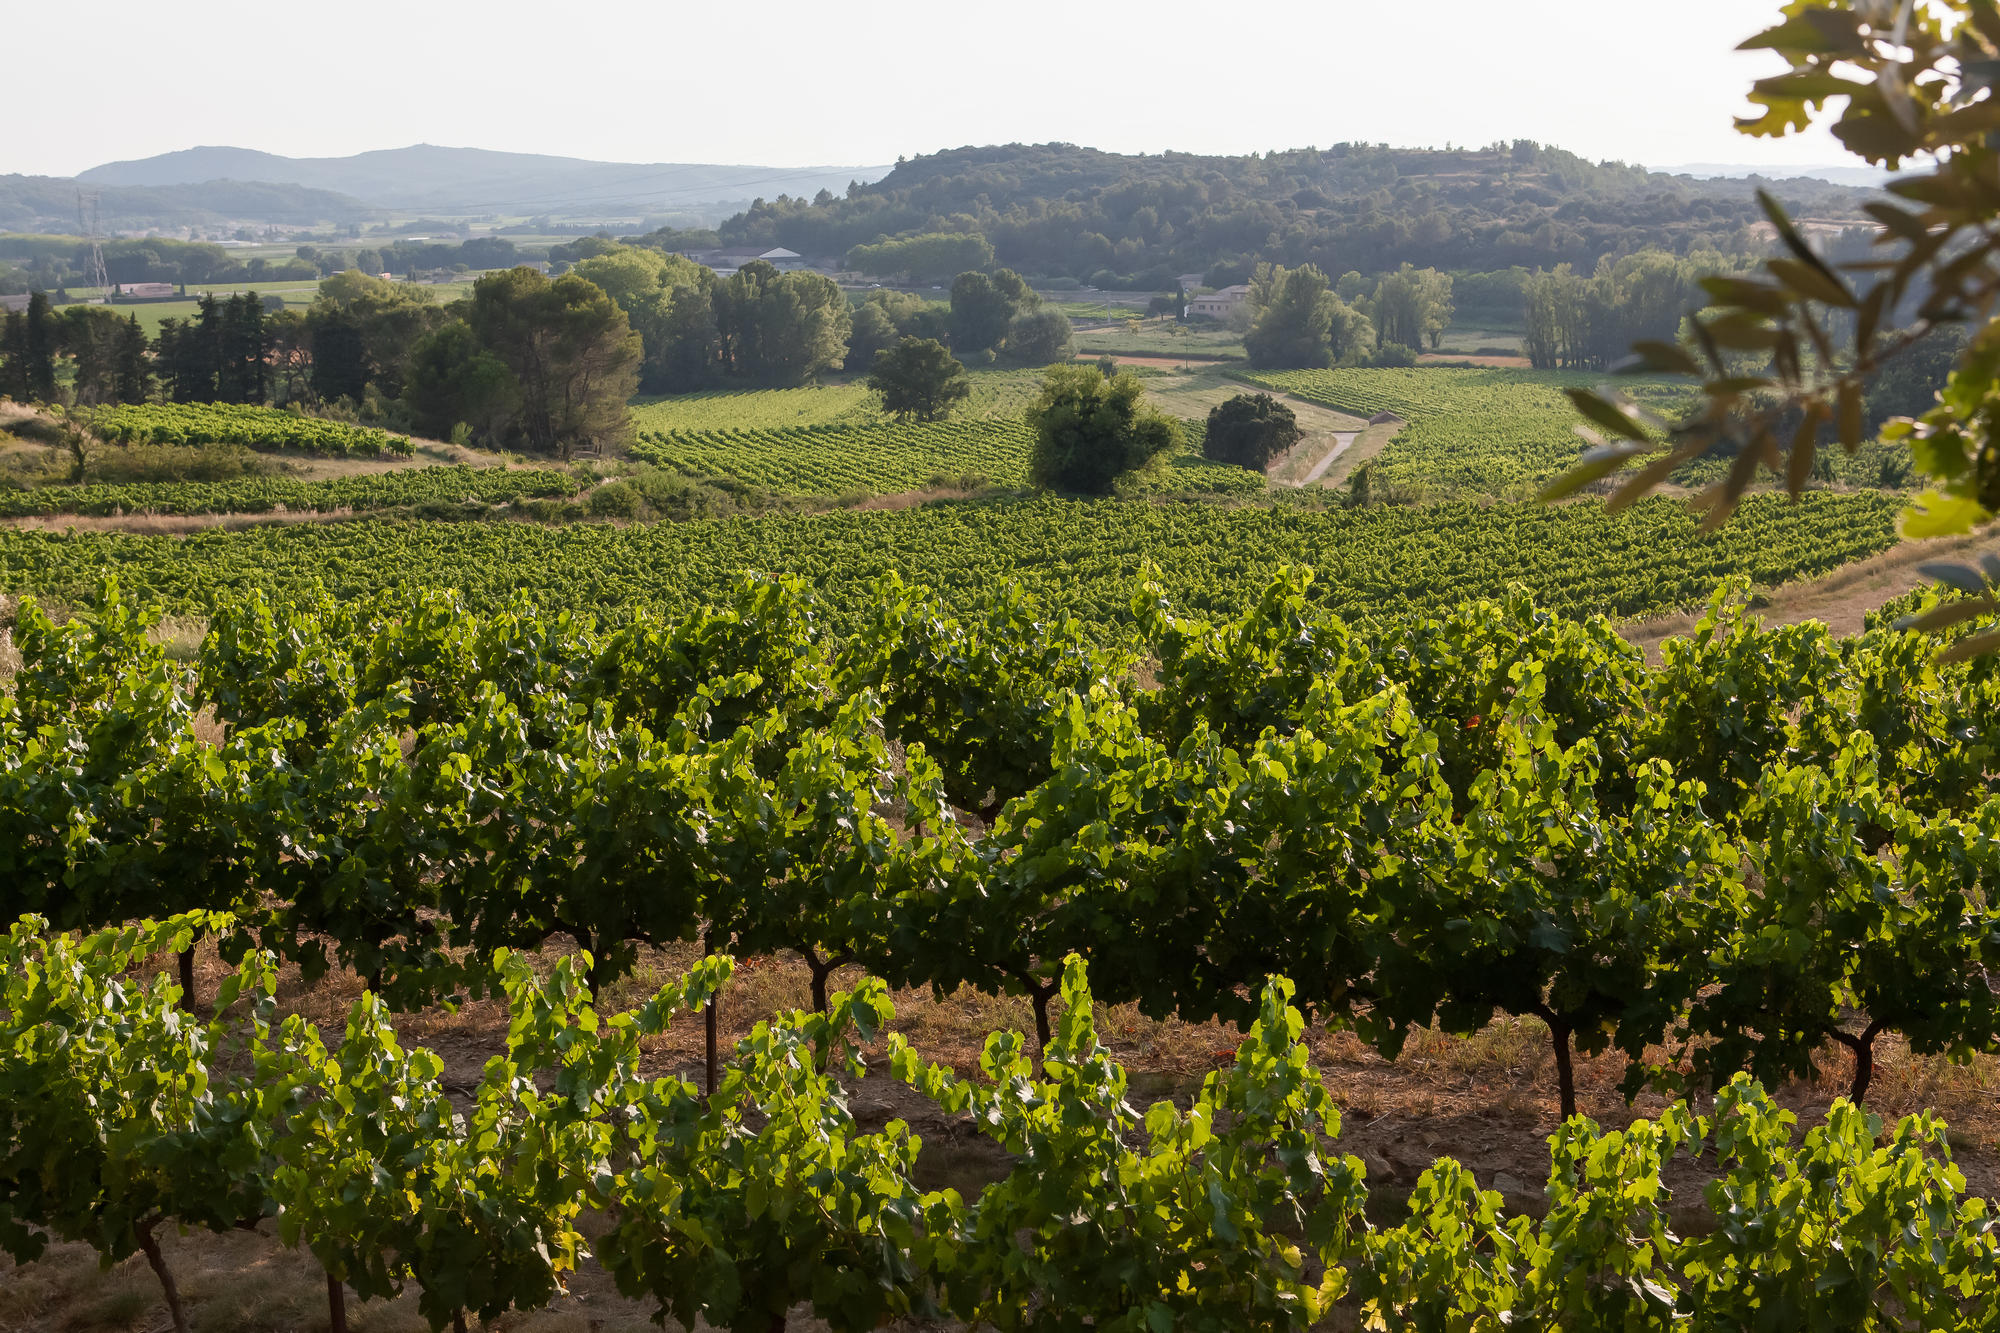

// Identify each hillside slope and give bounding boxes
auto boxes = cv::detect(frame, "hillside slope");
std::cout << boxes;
[715,140,1880,284]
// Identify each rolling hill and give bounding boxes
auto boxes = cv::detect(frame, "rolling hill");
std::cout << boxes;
[78,144,893,217]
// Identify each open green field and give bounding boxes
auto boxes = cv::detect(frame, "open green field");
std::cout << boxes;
[1076,320,1246,360]
[630,368,1046,435]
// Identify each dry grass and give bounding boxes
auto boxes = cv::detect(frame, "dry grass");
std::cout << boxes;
[1621,525,2000,657]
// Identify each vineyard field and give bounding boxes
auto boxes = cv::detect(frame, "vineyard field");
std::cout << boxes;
[628,417,1259,498]
[0,464,589,520]
[91,403,414,457]
[1243,367,1697,499]
[629,367,1048,435]
[0,490,1899,630]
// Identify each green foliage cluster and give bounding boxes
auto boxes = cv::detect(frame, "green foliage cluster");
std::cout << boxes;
[0,490,1897,630]
[10,569,1995,1119]
[1026,366,1183,494]
[10,917,1986,1332]
[866,337,971,422]
[90,402,413,457]
[569,249,850,394]
[845,232,995,283]
[1204,392,1300,471]
[1523,250,1718,370]
[404,267,642,459]
[13,571,2000,1328]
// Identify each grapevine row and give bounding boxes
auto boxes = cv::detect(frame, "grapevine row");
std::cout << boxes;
[0,490,1901,632]
[6,916,1991,1333]
[90,402,414,457]
[0,464,590,520]
[5,570,1994,1120]
[629,417,1252,499]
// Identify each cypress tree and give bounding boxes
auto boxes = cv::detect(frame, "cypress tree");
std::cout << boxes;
[24,292,57,401]
[115,315,151,403]
[0,311,26,401]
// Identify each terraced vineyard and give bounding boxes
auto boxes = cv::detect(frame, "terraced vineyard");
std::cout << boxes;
[91,403,414,457]
[0,465,589,520]
[0,491,1899,633]
[630,367,1048,435]
[1243,367,1695,499]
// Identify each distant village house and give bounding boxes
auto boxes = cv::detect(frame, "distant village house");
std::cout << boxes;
[681,246,804,276]
[1188,285,1250,319]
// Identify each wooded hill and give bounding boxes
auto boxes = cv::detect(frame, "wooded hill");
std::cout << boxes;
[710,141,1880,287]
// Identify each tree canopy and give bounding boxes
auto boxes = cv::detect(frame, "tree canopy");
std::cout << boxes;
[866,337,971,422]
[1204,393,1301,472]
[1025,365,1182,495]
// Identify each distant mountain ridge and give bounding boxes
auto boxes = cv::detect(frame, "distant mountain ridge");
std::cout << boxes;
[0,174,375,233]
[78,145,894,215]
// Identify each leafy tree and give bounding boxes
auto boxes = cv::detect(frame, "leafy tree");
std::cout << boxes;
[845,232,995,283]
[217,293,267,405]
[571,245,713,394]
[867,337,971,422]
[402,321,520,445]
[307,271,442,399]
[1204,393,1300,471]
[1244,264,1371,370]
[712,261,851,386]
[844,302,900,372]
[1525,251,1709,371]
[950,270,1022,356]
[1372,264,1455,351]
[1025,364,1181,494]
[759,270,853,386]
[654,283,722,391]
[264,310,310,405]
[1001,307,1074,365]
[465,268,642,459]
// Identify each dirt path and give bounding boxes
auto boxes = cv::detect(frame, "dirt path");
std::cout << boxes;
[1297,431,1359,485]
[1620,525,2000,657]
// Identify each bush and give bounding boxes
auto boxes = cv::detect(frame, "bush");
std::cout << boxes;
[1002,308,1075,365]
[1204,394,1300,472]
[867,338,971,422]
[1026,365,1181,496]
[1370,342,1420,368]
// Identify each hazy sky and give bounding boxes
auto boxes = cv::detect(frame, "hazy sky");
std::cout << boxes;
[8,0,1844,176]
